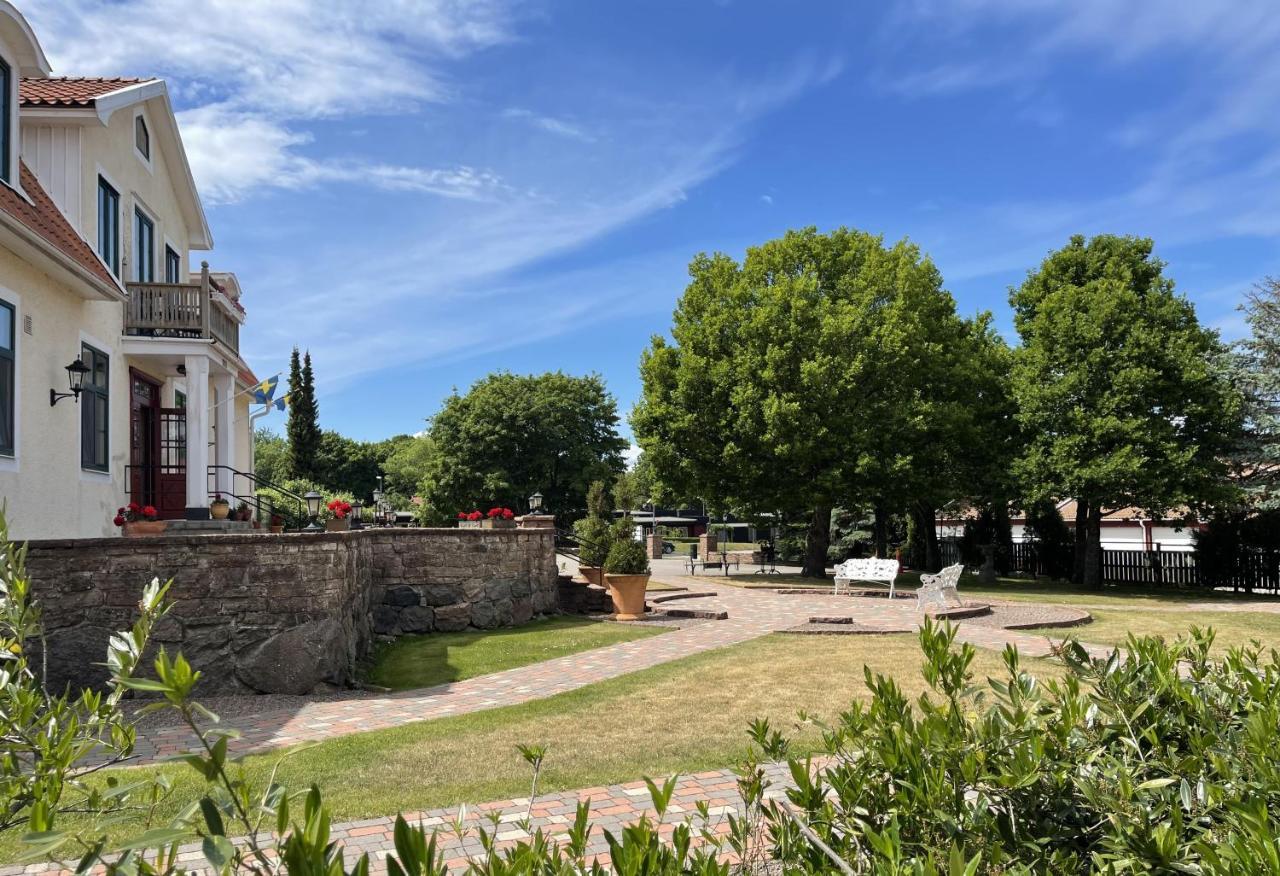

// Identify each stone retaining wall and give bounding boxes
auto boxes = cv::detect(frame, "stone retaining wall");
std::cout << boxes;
[22,528,558,696]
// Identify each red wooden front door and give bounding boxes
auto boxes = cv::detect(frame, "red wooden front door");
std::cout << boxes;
[129,371,187,519]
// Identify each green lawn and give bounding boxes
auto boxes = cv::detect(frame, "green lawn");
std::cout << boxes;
[0,633,1056,864]
[1047,608,1280,654]
[367,616,665,690]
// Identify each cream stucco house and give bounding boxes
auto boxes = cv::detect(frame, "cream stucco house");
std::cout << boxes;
[0,2,258,540]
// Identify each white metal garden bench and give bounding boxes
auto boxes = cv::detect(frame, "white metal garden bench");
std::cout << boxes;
[917,563,965,611]
[833,558,902,598]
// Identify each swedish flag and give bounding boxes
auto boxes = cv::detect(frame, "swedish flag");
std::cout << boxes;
[273,393,289,412]
[253,375,279,405]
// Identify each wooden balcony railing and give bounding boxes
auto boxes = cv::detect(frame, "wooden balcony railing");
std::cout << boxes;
[125,262,239,354]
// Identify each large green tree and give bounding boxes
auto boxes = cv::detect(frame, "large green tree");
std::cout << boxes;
[1010,234,1241,587]
[285,347,321,480]
[633,227,984,576]
[415,372,627,520]
[1224,277,1280,509]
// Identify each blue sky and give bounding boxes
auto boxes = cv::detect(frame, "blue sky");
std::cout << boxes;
[30,1,1280,447]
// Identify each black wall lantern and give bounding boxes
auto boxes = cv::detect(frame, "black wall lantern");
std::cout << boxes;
[528,491,544,514]
[50,358,91,406]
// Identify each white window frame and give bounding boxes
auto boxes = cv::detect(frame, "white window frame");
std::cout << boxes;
[0,286,20,471]
[131,196,158,283]
[77,328,113,483]
[132,108,153,172]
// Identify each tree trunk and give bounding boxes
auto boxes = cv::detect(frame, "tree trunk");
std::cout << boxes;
[872,505,889,558]
[1072,499,1090,586]
[801,505,831,578]
[910,501,941,571]
[1082,505,1104,589]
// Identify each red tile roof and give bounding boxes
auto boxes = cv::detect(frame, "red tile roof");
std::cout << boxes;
[0,162,119,291]
[19,77,154,108]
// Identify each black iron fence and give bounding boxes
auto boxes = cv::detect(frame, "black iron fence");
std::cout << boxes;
[940,537,1280,593]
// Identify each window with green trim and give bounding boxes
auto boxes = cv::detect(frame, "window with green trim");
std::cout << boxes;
[97,177,119,276]
[0,300,13,456]
[80,343,109,471]
[0,57,11,185]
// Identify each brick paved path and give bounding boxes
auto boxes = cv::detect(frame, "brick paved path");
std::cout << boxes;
[5,763,798,876]
[127,577,1115,764]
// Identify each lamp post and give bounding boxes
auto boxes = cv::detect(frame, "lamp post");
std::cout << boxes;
[528,491,543,514]
[49,358,91,406]
[303,491,323,532]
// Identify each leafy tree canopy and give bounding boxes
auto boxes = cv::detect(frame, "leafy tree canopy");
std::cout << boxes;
[414,371,627,520]
[633,226,994,574]
[1010,234,1242,585]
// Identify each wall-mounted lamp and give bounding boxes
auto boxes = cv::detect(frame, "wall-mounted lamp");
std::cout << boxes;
[50,358,91,406]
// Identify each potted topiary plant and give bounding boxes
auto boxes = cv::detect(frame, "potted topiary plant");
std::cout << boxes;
[603,534,651,620]
[210,493,230,520]
[573,514,611,586]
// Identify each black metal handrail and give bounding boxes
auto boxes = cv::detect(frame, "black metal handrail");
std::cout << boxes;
[207,466,306,528]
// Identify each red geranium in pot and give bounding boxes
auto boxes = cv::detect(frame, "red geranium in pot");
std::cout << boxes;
[115,503,166,538]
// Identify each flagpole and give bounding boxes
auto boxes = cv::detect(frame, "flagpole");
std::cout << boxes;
[206,369,286,413]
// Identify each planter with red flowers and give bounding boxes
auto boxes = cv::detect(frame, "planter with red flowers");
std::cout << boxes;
[483,507,517,530]
[114,503,166,538]
[457,510,484,529]
[323,498,354,532]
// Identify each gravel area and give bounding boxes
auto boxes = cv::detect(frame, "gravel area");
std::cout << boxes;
[955,602,1092,630]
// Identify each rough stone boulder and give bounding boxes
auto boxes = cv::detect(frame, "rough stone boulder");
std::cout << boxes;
[235,619,346,695]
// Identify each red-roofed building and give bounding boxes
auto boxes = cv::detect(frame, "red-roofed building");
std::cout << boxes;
[0,4,271,539]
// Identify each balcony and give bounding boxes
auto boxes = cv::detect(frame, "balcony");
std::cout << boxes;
[125,264,240,354]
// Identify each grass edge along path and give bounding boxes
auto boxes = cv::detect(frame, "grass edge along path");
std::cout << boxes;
[366,615,666,690]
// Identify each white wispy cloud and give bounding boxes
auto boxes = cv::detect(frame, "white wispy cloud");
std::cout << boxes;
[26,0,519,202]
[502,108,597,143]
[878,0,1280,332]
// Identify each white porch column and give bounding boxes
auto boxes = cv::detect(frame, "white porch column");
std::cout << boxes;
[214,370,236,495]
[184,355,211,519]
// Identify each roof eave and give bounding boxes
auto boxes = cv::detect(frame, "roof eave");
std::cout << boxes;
[0,208,126,303]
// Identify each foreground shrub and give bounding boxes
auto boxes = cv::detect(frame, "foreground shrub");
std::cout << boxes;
[745,620,1280,873]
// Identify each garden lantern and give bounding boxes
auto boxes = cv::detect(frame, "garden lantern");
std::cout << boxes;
[50,357,91,406]
[528,491,543,514]
[351,501,363,530]
[372,487,384,506]
[303,491,323,532]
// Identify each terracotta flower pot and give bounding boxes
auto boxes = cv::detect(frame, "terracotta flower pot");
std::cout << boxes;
[578,566,604,586]
[124,520,167,538]
[325,518,351,532]
[210,502,230,520]
[269,525,284,534]
[604,573,650,621]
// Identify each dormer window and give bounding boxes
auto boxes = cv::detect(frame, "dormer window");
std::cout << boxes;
[134,113,150,161]
[0,56,10,184]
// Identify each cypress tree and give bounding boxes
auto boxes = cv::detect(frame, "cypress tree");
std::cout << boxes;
[286,348,321,479]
